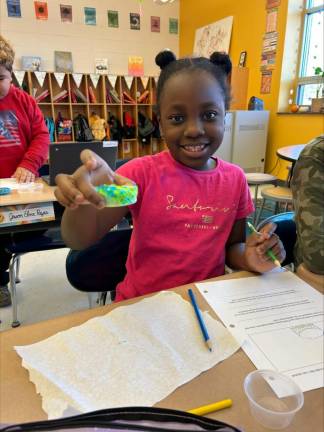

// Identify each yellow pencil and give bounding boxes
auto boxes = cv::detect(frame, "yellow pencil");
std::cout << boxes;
[187,398,233,416]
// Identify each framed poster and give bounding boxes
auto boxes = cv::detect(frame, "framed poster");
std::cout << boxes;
[108,10,118,28]
[60,4,72,23]
[21,56,41,71]
[193,16,233,56]
[151,16,160,33]
[6,0,21,17]
[54,51,73,73]
[34,1,48,20]
[239,51,247,67]
[169,18,178,34]
[130,13,140,30]
[84,7,96,25]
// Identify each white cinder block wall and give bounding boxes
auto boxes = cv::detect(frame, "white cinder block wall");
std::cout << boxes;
[0,0,179,75]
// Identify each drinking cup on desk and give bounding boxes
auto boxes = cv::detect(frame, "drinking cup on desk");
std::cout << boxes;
[243,370,304,430]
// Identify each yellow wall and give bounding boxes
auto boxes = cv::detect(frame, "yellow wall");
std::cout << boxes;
[179,0,323,179]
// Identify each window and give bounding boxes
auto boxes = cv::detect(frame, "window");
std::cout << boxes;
[296,0,324,105]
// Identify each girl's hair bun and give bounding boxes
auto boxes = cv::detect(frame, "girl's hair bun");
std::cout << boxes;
[209,52,232,76]
[155,50,176,70]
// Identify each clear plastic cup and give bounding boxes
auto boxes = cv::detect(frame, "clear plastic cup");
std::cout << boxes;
[243,370,304,430]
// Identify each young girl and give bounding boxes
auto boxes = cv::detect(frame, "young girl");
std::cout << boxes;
[55,51,285,301]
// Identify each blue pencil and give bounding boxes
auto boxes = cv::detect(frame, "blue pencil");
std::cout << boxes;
[188,288,212,352]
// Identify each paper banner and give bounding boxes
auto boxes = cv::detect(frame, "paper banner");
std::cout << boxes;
[54,72,65,87]
[153,76,159,86]
[13,70,25,87]
[89,74,100,88]
[108,75,117,88]
[124,75,134,89]
[34,71,46,87]
[72,73,82,88]
[141,76,149,89]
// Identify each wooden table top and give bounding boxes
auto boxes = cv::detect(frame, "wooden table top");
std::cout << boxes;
[0,271,323,431]
[0,179,56,207]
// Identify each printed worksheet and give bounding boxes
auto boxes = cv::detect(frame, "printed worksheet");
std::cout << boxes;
[196,271,324,393]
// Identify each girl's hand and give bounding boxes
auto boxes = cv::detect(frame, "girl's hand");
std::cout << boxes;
[54,149,133,209]
[12,167,36,183]
[245,222,286,273]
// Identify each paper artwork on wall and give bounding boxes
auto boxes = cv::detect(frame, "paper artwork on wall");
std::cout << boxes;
[169,18,178,34]
[108,10,119,28]
[54,51,73,73]
[21,56,42,71]
[194,16,233,56]
[84,7,96,25]
[260,71,272,94]
[130,13,140,30]
[34,1,48,20]
[266,9,278,33]
[60,4,72,23]
[95,58,109,75]
[128,56,144,77]
[151,16,160,32]
[6,0,21,17]
[266,0,280,8]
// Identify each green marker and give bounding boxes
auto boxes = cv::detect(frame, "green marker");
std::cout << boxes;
[247,221,281,267]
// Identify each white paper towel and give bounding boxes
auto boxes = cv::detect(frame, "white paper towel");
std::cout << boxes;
[15,291,240,418]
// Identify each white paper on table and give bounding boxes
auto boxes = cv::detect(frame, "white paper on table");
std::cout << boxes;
[15,291,240,419]
[0,178,43,192]
[196,271,324,396]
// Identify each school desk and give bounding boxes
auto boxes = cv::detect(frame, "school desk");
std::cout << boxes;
[276,144,306,185]
[0,179,62,234]
[0,271,323,431]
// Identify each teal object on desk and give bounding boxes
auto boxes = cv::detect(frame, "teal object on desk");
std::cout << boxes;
[0,187,11,195]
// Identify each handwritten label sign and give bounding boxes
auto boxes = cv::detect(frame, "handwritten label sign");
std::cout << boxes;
[0,202,55,227]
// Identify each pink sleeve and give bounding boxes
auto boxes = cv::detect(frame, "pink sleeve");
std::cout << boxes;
[18,96,50,175]
[236,173,254,219]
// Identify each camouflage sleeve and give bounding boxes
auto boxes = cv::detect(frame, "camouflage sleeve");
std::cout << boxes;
[291,140,324,274]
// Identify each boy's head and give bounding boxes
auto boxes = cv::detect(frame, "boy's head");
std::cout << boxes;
[155,51,232,171]
[0,35,14,99]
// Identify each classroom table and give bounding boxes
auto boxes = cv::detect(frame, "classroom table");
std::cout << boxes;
[0,178,61,234]
[276,144,306,186]
[0,271,323,431]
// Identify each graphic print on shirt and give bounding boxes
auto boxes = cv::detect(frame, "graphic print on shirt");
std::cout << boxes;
[166,193,236,231]
[0,110,20,147]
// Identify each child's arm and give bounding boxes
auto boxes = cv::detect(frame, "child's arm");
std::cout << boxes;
[17,98,50,176]
[225,218,286,273]
[55,149,132,250]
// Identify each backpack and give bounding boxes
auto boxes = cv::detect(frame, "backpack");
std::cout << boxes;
[56,112,73,142]
[108,114,123,143]
[89,113,107,141]
[138,112,155,144]
[73,114,94,142]
[45,117,55,142]
[122,112,136,139]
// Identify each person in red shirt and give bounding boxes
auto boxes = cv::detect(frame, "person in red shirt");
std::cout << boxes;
[0,35,50,307]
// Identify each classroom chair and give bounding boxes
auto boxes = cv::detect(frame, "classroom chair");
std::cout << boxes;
[245,173,278,224]
[255,186,293,226]
[5,227,66,327]
[66,219,132,306]
[256,211,296,268]
[296,263,324,291]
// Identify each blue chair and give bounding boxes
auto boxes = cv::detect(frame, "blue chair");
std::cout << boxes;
[256,212,296,267]
[5,227,66,327]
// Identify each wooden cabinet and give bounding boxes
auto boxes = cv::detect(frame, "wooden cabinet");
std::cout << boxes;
[13,71,166,160]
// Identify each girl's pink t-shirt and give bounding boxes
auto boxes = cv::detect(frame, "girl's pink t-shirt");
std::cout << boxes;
[115,151,254,301]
